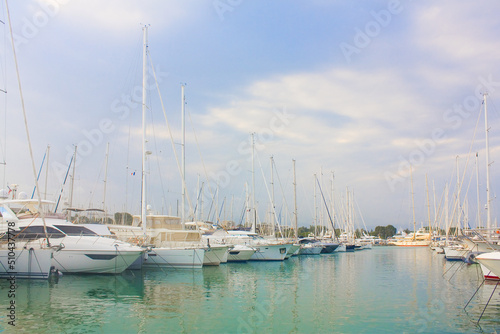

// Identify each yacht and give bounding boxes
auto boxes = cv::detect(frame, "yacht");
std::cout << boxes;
[1,200,143,274]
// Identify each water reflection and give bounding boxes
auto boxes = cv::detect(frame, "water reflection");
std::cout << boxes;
[0,248,499,333]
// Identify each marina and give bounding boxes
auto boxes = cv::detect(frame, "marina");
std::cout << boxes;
[1,247,499,333]
[0,1,500,333]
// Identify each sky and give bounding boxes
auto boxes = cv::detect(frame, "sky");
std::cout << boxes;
[1,0,500,232]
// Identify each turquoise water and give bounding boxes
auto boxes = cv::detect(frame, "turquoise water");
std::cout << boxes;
[0,247,499,333]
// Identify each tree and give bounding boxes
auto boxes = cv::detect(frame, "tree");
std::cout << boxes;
[114,212,133,225]
[372,225,397,239]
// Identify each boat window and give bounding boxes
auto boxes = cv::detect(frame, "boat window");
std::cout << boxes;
[0,226,65,239]
[53,225,97,236]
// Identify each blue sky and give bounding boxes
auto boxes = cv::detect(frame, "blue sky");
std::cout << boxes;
[1,0,500,232]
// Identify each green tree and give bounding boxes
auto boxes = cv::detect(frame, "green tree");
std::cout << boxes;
[114,212,133,225]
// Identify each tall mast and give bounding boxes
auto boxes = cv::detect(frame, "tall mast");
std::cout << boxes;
[141,25,148,237]
[181,84,186,225]
[483,93,492,239]
[293,159,298,241]
[251,133,256,233]
[103,142,109,223]
[68,145,77,221]
[456,156,461,234]
[425,174,432,240]
[314,174,317,236]
[270,156,275,237]
[410,166,416,240]
[331,171,335,239]
[445,183,449,245]
[5,0,49,244]
[44,145,50,200]
[476,152,482,229]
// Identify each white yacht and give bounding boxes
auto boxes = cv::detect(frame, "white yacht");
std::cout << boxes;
[109,214,206,269]
[1,200,143,274]
[0,239,53,279]
[476,251,500,279]
[225,231,292,261]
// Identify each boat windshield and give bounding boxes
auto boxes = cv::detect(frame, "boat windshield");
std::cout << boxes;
[53,225,98,236]
[1,226,65,240]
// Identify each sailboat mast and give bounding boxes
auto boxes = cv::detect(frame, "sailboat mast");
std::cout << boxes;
[410,167,416,240]
[141,25,148,237]
[425,174,432,240]
[103,142,109,223]
[181,84,186,225]
[483,93,492,239]
[270,156,275,236]
[476,152,482,229]
[331,171,335,239]
[44,145,50,200]
[67,145,77,221]
[251,133,256,233]
[314,174,317,236]
[293,159,298,240]
[456,156,461,234]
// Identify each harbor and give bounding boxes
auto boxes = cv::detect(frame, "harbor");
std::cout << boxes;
[0,247,499,333]
[1,1,500,333]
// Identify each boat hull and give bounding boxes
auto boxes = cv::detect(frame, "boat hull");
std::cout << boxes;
[320,243,339,253]
[250,243,291,261]
[0,246,53,279]
[299,245,323,255]
[443,246,467,261]
[285,244,300,258]
[476,251,500,278]
[144,248,204,269]
[479,263,499,280]
[203,245,229,266]
[45,236,144,274]
[52,249,143,274]
[227,245,255,262]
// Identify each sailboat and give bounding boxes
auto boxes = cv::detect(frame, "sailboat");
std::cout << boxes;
[0,5,53,279]
[109,26,205,269]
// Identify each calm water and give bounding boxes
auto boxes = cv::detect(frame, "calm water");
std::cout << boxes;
[0,247,499,333]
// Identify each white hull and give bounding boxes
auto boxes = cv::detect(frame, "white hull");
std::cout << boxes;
[476,251,500,278]
[391,240,431,247]
[285,244,301,258]
[227,245,255,262]
[144,247,204,269]
[443,246,468,261]
[299,245,323,255]
[480,263,499,280]
[0,245,53,279]
[44,236,143,274]
[334,244,347,252]
[462,238,500,253]
[204,245,229,266]
[250,243,291,261]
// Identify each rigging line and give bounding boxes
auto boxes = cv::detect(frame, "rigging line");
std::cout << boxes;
[477,279,499,324]
[0,5,6,190]
[147,51,195,215]
[449,103,484,230]
[464,279,485,310]
[272,158,293,230]
[31,150,47,199]
[315,176,338,237]
[353,197,368,234]
[186,106,217,211]
[5,0,51,245]
[255,151,283,239]
[149,104,168,212]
